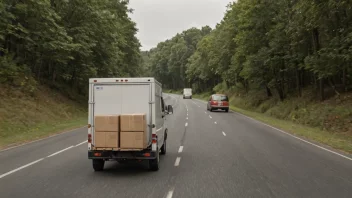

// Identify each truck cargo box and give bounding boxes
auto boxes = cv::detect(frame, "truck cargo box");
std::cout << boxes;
[88,77,174,171]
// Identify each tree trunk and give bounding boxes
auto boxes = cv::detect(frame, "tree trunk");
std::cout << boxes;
[319,78,324,101]
[266,85,272,97]
[296,66,302,97]
[342,65,347,92]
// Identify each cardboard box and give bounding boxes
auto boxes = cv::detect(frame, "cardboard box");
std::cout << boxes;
[120,114,147,132]
[95,115,119,132]
[94,132,118,148]
[120,132,147,149]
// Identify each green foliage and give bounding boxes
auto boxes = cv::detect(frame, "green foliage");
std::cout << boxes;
[145,0,352,101]
[0,0,141,97]
[142,27,212,90]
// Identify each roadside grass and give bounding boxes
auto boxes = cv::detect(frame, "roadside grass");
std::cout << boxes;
[0,85,87,149]
[230,105,352,154]
[193,93,352,154]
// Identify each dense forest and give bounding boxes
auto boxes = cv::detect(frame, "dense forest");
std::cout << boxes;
[144,0,352,101]
[0,0,141,96]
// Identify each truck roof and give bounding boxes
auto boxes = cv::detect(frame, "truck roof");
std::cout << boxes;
[89,77,161,85]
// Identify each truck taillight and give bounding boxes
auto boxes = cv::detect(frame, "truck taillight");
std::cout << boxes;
[88,134,92,143]
[152,134,157,144]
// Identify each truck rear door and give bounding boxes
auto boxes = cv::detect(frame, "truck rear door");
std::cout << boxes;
[93,83,152,145]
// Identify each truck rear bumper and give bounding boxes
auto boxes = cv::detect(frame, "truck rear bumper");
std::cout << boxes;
[88,150,157,160]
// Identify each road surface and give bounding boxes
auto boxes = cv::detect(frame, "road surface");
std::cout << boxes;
[0,94,351,198]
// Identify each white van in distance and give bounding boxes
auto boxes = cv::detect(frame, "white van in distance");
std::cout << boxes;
[183,88,192,99]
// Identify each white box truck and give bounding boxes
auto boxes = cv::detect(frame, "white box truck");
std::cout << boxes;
[183,88,192,99]
[88,77,173,171]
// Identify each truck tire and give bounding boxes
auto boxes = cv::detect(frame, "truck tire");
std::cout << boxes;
[160,140,166,155]
[92,159,105,171]
[149,148,160,171]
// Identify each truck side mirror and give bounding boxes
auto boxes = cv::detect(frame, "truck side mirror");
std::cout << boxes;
[167,105,173,114]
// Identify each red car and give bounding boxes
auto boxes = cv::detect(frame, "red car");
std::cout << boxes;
[207,94,229,112]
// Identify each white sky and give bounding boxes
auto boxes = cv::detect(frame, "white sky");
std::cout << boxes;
[128,0,233,51]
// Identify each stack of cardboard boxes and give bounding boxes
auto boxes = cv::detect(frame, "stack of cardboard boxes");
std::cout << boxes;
[120,114,148,149]
[94,114,147,149]
[94,115,119,148]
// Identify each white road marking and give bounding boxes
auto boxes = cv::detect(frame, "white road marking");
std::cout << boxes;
[156,127,163,132]
[47,146,74,158]
[205,111,207,114]
[178,146,183,153]
[186,117,188,120]
[185,123,188,127]
[191,98,352,161]
[232,111,352,161]
[214,122,217,124]
[75,140,87,147]
[0,127,86,153]
[0,158,44,179]
[166,188,174,198]
[222,131,226,136]
[174,157,181,166]
[209,115,212,119]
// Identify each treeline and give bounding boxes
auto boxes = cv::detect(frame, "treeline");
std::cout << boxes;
[0,0,141,96]
[145,0,352,101]
[142,26,212,89]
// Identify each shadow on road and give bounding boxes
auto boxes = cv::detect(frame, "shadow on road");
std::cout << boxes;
[94,157,166,177]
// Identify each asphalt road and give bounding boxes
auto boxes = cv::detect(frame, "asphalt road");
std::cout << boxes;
[0,94,351,198]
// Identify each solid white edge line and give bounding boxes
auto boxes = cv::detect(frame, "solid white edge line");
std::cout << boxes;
[0,127,86,153]
[75,140,87,147]
[0,158,44,179]
[174,157,181,166]
[185,123,188,127]
[178,146,183,153]
[222,131,226,136]
[178,96,352,161]
[166,188,174,198]
[47,146,74,158]
[235,112,352,161]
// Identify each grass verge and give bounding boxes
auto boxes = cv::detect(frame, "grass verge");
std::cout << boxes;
[193,95,352,154]
[0,84,87,150]
[0,116,86,149]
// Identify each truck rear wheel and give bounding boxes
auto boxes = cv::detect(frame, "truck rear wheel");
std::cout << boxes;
[160,140,166,155]
[149,148,160,171]
[92,159,105,171]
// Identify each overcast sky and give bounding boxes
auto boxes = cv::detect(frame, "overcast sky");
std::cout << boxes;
[128,0,233,51]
